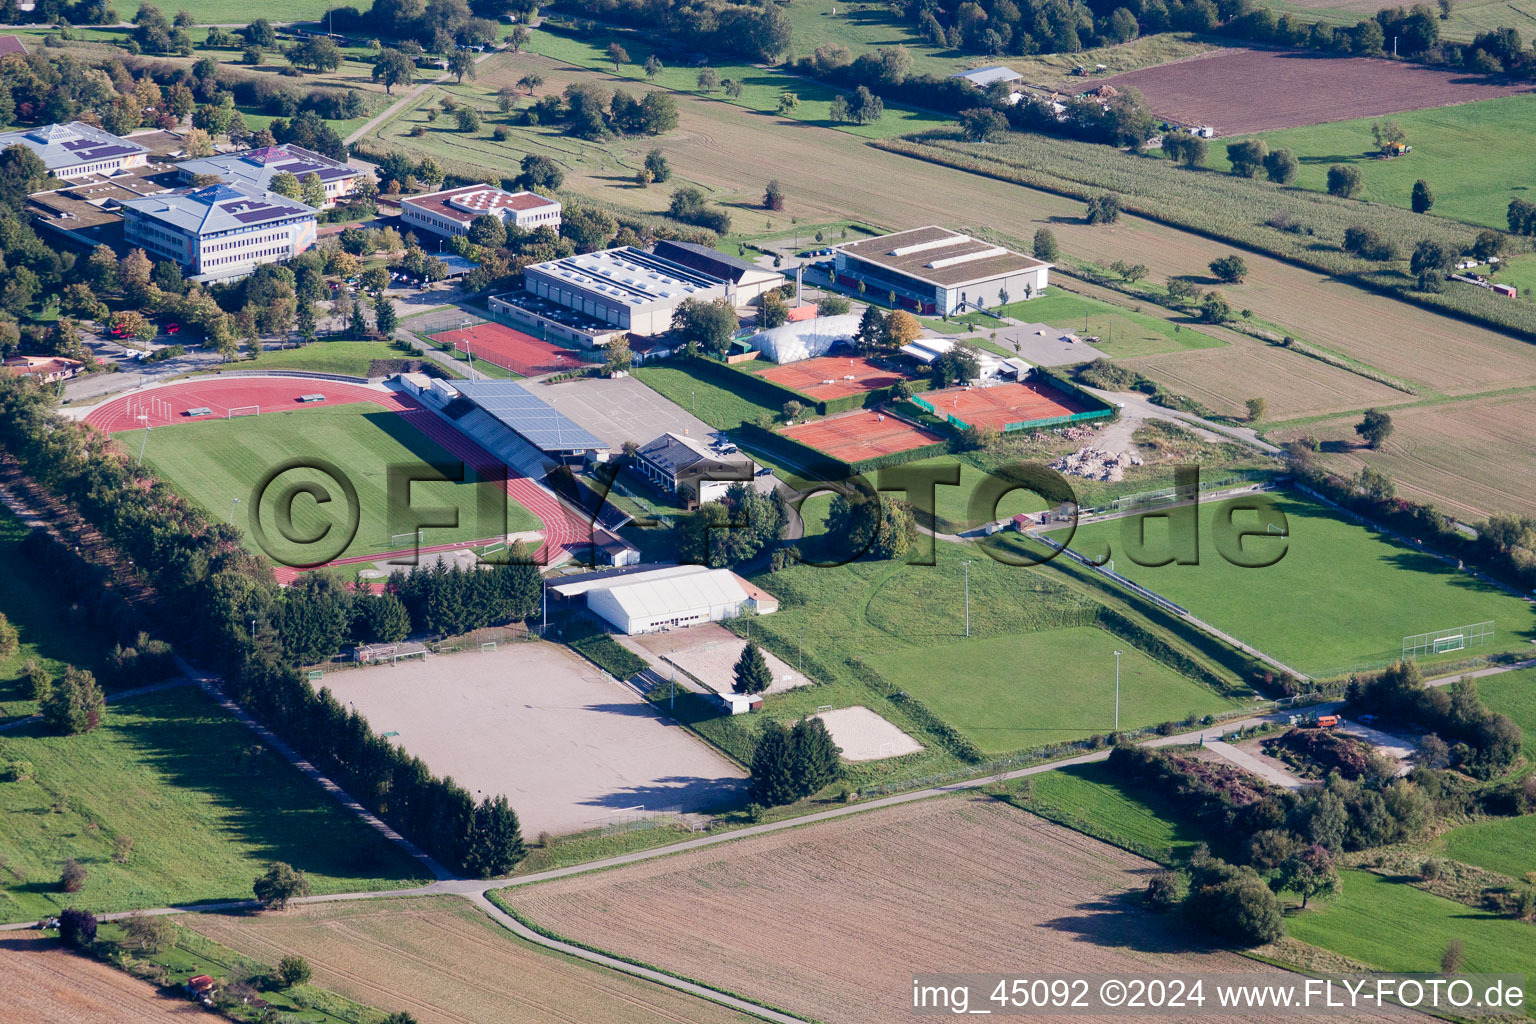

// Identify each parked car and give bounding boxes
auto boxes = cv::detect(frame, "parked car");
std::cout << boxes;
[166,323,180,334]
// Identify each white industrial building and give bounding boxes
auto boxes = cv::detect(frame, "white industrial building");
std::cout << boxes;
[555,564,778,635]
[522,246,731,337]
[833,226,1050,317]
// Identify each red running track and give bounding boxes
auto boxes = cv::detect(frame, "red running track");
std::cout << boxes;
[84,378,593,578]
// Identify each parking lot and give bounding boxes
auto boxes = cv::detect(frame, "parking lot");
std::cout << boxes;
[318,641,746,835]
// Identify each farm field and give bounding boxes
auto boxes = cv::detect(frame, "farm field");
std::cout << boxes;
[1123,333,1411,420]
[115,403,542,565]
[1439,812,1536,882]
[0,686,427,924]
[1285,870,1536,1000]
[991,32,1217,88]
[501,795,1404,1024]
[1207,93,1536,229]
[994,289,1226,359]
[1255,0,1536,42]
[0,507,113,723]
[1267,391,1536,519]
[865,627,1245,753]
[184,896,755,1024]
[441,41,1536,410]
[1053,492,1536,675]
[0,933,226,1024]
[1102,47,1528,135]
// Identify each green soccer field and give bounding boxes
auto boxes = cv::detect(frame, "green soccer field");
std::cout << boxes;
[865,627,1245,753]
[117,404,542,566]
[1052,493,1535,676]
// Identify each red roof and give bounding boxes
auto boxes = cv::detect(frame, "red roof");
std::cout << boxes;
[785,304,818,322]
[403,185,557,225]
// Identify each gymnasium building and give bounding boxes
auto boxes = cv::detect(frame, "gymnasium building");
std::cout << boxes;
[832,226,1050,316]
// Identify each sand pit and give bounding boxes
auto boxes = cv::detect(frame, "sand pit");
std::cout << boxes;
[318,642,745,835]
[812,705,923,761]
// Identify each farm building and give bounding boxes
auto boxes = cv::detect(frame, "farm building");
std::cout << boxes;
[579,564,777,635]
[633,431,763,506]
[401,184,561,238]
[652,239,785,302]
[0,121,149,181]
[175,145,360,208]
[833,226,1050,316]
[521,246,731,337]
[951,66,1022,88]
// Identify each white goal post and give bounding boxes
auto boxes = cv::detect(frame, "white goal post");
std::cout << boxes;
[1402,621,1494,660]
[227,405,260,419]
[389,529,425,550]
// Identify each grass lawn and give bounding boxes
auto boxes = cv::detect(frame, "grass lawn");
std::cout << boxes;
[865,626,1242,752]
[532,27,951,140]
[1439,814,1536,883]
[1285,870,1536,1000]
[1204,93,1536,230]
[1476,667,1536,756]
[202,340,416,379]
[1256,0,1536,42]
[0,508,114,724]
[0,686,427,924]
[1053,492,1536,676]
[995,289,1226,359]
[632,363,778,432]
[117,403,542,565]
[1004,759,1214,862]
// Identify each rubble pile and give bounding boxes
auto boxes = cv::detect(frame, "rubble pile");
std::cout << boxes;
[1050,446,1143,481]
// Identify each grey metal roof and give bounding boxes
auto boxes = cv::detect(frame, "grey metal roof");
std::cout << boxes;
[455,380,607,453]
[116,181,315,236]
[950,66,1023,86]
[651,239,775,284]
[0,121,148,174]
[175,144,358,192]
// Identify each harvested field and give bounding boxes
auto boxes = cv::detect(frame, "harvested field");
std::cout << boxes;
[0,933,225,1023]
[504,795,1404,1024]
[1103,48,1530,135]
[811,705,923,760]
[755,354,910,402]
[1269,391,1536,519]
[429,322,596,377]
[778,408,944,461]
[1124,336,1410,419]
[182,896,752,1024]
[919,379,1094,431]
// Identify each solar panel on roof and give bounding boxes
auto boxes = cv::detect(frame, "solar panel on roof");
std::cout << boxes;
[455,380,606,452]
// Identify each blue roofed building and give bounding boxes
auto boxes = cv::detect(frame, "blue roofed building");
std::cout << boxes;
[0,121,151,181]
[117,182,317,281]
[174,145,360,209]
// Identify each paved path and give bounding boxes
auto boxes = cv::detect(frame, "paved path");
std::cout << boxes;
[1204,738,1306,789]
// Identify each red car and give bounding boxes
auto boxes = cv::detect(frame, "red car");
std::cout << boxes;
[110,325,123,336]
[166,323,180,334]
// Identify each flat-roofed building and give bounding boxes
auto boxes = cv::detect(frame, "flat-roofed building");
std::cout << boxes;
[833,225,1050,316]
[651,239,785,302]
[175,145,360,208]
[117,182,317,281]
[400,184,561,238]
[634,431,758,507]
[559,563,776,635]
[522,246,730,336]
[0,121,150,181]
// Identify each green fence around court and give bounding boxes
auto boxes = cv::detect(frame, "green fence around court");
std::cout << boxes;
[911,368,1119,434]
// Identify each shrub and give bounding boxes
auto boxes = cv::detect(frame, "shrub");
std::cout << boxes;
[58,908,98,947]
[59,858,88,893]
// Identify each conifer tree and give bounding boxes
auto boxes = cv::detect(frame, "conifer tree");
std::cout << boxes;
[733,641,773,694]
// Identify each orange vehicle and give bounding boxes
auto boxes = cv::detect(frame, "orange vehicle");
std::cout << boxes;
[1315,715,1340,728]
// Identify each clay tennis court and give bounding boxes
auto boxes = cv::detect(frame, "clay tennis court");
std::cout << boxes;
[429,322,595,376]
[779,408,944,460]
[920,380,1094,431]
[756,354,911,402]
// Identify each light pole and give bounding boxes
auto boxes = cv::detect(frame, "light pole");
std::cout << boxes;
[461,318,475,379]
[229,497,240,524]
[668,647,676,711]
[962,559,973,637]
[136,413,151,464]
[1113,650,1122,731]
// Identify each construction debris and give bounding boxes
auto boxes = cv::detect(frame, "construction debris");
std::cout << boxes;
[1050,445,1143,481]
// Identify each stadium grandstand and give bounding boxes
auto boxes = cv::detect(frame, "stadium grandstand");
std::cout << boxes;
[416,379,608,474]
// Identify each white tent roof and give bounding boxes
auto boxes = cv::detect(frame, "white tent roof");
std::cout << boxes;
[748,314,863,363]
[552,563,709,598]
[598,568,748,621]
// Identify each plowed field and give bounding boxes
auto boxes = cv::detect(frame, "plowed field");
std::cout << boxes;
[504,796,1405,1024]
[1103,48,1529,134]
[183,896,753,1024]
[0,934,225,1023]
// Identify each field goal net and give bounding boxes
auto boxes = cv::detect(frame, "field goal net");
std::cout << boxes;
[480,641,497,653]
[227,405,260,419]
[389,530,425,550]
[1403,621,1494,660]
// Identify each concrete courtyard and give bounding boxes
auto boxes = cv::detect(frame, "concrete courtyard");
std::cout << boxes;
[319,641,746,835]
